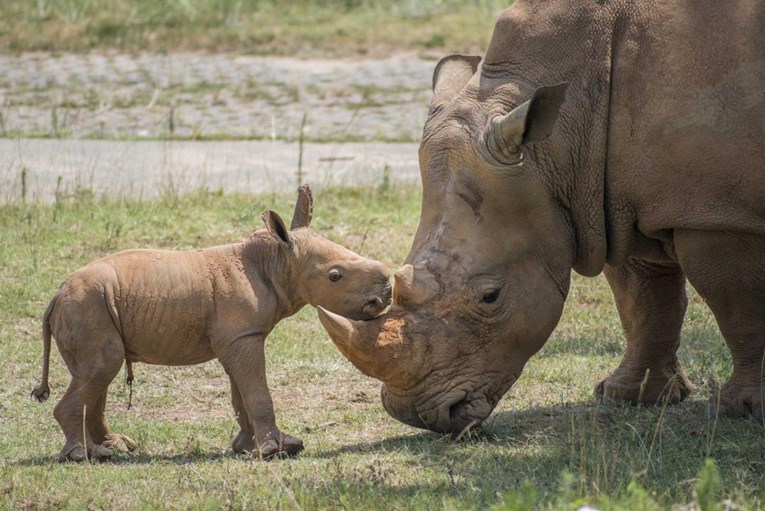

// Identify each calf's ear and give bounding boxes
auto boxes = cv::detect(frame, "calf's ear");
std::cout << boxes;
[290,184,313,229]
[432,55,481,103]
[262,210,291,246]
[485,82,568,165]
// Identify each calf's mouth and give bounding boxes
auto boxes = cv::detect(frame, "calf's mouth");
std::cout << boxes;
[362,283,392,317]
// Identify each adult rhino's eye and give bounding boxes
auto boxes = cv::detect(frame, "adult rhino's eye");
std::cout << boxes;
[482,289,500,304]
[329,269,342,282]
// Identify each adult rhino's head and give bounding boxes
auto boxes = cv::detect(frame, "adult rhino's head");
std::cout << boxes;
[318,51,599,436]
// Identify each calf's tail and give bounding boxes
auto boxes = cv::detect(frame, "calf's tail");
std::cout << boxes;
[30,296,56,402]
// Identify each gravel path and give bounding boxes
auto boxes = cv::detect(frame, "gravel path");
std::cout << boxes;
[0,138,420,203]
[0,53,435,142]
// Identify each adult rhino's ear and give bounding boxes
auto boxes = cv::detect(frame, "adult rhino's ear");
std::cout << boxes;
[262,210,291,246]
[432,55,482,103]
[485,82,568,165]
[290,184,313,229]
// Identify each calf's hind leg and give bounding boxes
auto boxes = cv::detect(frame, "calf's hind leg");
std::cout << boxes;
[675,230,765,420]
[597,258,693,404]
[88,391,138,454]
[54,334,125,462]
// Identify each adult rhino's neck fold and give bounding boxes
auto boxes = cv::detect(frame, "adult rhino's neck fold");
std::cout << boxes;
[533,8,617,278]
[478,0,616,277]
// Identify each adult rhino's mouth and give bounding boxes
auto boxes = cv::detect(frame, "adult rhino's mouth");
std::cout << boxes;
[381,383,506,440]
[449,399,485,441]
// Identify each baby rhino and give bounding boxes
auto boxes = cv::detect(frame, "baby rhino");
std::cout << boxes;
[31,186,391,461]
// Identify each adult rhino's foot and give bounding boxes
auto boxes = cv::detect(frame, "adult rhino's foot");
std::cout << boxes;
[102,433,138,453]
[58,442,114,463]
[706,380,764,420]
[596,364,692,405]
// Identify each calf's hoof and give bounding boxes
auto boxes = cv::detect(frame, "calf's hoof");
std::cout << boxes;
[103,433,138,453]
[706,382,764,420]
[244,434,304,460]
[58,443,113,463]
[258,438,283,460]
[596,365,692,405]
[231,432,256,454]
[59,445,86,463]
[281,434,304,457]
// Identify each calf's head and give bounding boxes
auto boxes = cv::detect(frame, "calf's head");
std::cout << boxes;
[263,186,391,321]
[318,54,582,436]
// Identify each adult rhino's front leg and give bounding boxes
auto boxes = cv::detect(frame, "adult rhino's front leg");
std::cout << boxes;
[218,335,303,459]
[596,258,693,404]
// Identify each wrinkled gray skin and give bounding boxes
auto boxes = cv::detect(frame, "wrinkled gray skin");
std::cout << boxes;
[32,186,392,461]
[318,0,765,436]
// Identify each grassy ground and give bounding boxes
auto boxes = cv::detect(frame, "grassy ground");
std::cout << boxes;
[0,0,506,57]
[1,186,763,510]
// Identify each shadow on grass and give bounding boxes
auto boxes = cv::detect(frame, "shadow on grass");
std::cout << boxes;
[13,398,763,502]
[11,450,236,467]
[313,397,764,498]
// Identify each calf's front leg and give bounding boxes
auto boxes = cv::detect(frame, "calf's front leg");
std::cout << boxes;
[228,375,256,453]
[217,335,303,459]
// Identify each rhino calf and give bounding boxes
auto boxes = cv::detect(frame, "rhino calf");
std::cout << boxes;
[31,186,391,461]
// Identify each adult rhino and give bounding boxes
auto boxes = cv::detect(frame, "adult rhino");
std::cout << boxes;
[319,0,765,436]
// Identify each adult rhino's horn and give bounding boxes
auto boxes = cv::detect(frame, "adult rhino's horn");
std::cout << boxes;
[432,55,482,103]
[393,264,438,306]
[317,307,404,382]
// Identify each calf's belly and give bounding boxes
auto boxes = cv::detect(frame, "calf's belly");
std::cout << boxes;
[124,331,216,366]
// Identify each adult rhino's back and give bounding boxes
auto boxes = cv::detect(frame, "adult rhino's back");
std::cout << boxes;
[606,0,765,238]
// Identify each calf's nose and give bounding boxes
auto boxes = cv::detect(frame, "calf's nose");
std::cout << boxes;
[363,295,387,317]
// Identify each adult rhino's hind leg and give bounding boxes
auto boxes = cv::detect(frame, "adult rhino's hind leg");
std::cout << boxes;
[597,258,692,404]
[675,230,765,420]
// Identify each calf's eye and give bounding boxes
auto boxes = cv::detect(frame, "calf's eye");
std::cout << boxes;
[482,289,500,304]
[329,269,342,282]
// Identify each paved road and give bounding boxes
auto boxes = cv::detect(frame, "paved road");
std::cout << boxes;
[0,138,420,203]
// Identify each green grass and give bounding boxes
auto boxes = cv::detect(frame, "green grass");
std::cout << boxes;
[0,0,507,57]
[1,186,763,510]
